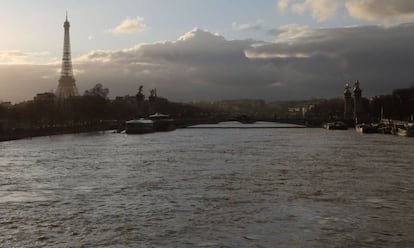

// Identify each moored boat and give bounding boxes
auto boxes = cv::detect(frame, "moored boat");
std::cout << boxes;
[355,124,378,134]
[397,123,414,137]
[377,126,392,134]
[148,113,176,132]
[125,119,154,134]
[324,121,348,130]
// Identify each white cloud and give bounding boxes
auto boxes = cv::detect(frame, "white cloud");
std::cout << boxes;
[291,0,339,22]
[60,25,414,101]
[270,24,324,44]
[179,27,204,41]
[245,51,310,59]
[277,0,290,13]
[345,0,414,23]
[232,20,264,31]
[0,50,50,64]
[111,16,147,33]
[75,50,115,63]
[286,0,414,24]
[2,25,414,103]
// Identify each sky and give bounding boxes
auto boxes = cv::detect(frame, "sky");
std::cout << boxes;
[1,0,414,103]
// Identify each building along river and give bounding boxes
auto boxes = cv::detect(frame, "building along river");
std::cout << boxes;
[0,122,413,247]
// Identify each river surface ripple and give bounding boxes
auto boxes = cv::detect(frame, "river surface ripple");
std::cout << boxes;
[1,122,413,247]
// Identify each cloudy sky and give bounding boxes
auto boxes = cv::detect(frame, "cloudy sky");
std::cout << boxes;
[1,0,414,102]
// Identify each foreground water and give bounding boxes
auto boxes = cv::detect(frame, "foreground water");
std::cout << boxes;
[1,122,413,247]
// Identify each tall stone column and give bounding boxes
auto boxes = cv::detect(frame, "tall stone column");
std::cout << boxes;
[344,83,353,120]
[353,80,362,121]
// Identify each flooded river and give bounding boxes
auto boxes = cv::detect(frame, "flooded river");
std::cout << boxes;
[1,122,413,247]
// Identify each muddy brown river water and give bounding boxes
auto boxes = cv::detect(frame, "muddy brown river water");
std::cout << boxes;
[1,122,413,247]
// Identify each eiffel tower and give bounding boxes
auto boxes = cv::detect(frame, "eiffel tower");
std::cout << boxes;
[56,12,79,98]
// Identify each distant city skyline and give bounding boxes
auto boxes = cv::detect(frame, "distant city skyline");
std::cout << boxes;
[1,0,414,102]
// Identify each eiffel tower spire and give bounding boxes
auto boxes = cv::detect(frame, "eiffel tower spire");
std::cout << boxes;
[56,12,79,98]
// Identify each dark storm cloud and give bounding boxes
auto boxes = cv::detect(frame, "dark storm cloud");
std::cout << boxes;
[280,0,414,23]
[75,25,414,101]
[250,23,414,97]
[74,28,278,101]
[1,25,413,103]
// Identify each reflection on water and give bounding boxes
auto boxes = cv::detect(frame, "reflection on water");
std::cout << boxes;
[1,123,413,247]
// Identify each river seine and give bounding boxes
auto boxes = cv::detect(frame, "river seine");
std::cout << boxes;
[1,122,413,247]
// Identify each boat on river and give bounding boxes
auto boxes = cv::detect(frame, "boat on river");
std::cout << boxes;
[377,125,393,134]
[148,113,176,132]
[324,121,348,130]
[397,123,414,137]
[355,124,378,134]
[125,119,154,134]
[125,113,175,134]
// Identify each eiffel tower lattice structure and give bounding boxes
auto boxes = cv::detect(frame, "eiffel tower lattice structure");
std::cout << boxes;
[56,13,79,98]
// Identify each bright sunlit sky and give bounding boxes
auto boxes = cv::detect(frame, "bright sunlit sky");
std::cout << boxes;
[0,0,370,61]
[1,0,414,102]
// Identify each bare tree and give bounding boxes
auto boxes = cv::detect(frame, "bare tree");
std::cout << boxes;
[84,84,109,98]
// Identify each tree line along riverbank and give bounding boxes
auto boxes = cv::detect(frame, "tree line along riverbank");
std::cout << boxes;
[2,85,413,141]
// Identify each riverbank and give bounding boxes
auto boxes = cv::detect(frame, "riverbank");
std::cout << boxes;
[0,118,223,142]
[0,124,116,142]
